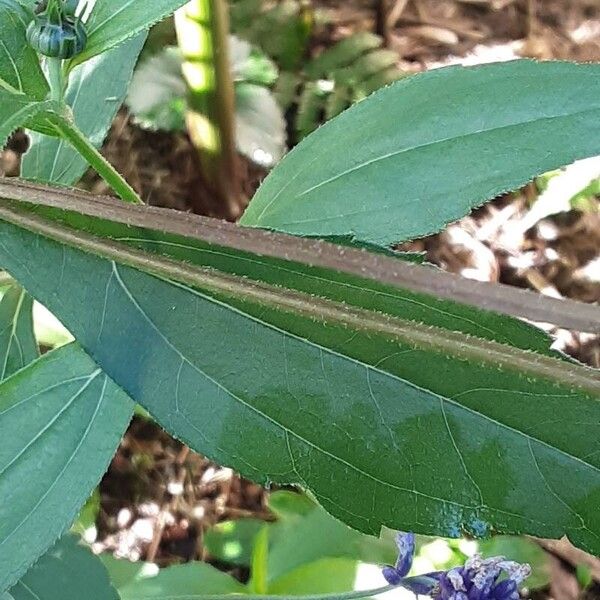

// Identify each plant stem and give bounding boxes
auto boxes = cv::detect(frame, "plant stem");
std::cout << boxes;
[175,0,243,219]
[2,198,599,396]
[46,58,65,102]
[48,114,143,205]
[2,178,599,334]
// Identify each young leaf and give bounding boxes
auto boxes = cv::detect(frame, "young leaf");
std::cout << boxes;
[8,535,119,600]
[0,284,38,381]
[0,196,599,555]
[117,562,246,600]
[0,0,48,99]
[0,343,134,592]
[204,519,265,566]
[266,504,396,583]
[22,34,146,186]
[0,94,56,149]
[241,60,600,246]
[70,0,190,67]
[268,557,358,595]
[100,555,154,590]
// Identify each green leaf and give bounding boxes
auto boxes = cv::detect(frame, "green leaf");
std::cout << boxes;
[267,505,396,583]
[232,37,278,87]
[235,82,286,168]
[71,488,101,536]
[8,535,119,600]
[71,0,190,67]
[118,562,247,600]
[0,0,48,99]
[0,343,134,592]
[22,34,146,186]
[268,490,315,518]
[126,46,187,132]
[0,284,38,380]
[204,519,265,566]
[305,32,383,79]
[100,555,156,590]
[268,558,358,595]
[0,93,55,149]
[1,194,600,554]
[241,60,600,246]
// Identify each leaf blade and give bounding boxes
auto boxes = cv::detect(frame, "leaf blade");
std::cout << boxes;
[0,207,599,555]
[8,535,119,600]
[0,343,134,592]
[71,0,189,66]
[117,562,246,600]
[0,284,38,380]
[0,94,56,150]
[0,0,48,99]
[240,60,600,245]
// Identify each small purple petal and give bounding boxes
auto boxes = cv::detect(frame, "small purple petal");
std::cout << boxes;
[492,579,519,600]
[382,566,404,585]
[498,561,531,584]
[394,532,416,577]
[470,557,505,590]
[448,568,467,591]
[401,575,441,596]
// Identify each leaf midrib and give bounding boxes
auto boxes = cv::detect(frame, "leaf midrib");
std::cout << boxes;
[111,261,599,526]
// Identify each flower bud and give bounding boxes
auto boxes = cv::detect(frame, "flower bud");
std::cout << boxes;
[27,14,87,58]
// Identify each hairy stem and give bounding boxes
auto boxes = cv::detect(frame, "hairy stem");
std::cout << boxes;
[0,200,598,397]
[46,115,143,205]
[1,179,598,334]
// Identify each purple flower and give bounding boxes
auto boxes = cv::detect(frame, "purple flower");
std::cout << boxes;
[382,532,416,584]
[431,553,531,600]
[381,532,531,600]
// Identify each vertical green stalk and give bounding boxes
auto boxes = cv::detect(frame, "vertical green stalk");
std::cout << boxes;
[48,115,143,205]
[46,58,65,101]
[175,0,243,219]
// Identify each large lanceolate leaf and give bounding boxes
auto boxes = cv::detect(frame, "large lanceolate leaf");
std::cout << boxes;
[241,60,600,246]
[0,285,37,380]
[22,35,146,186]
[71,0,190,67]
[8,535,119,600]
[0,0,48,98]
[0,194,599,555]
[0,343,134,592]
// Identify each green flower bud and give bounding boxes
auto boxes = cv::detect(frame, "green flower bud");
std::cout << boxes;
[26,13,87,59]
